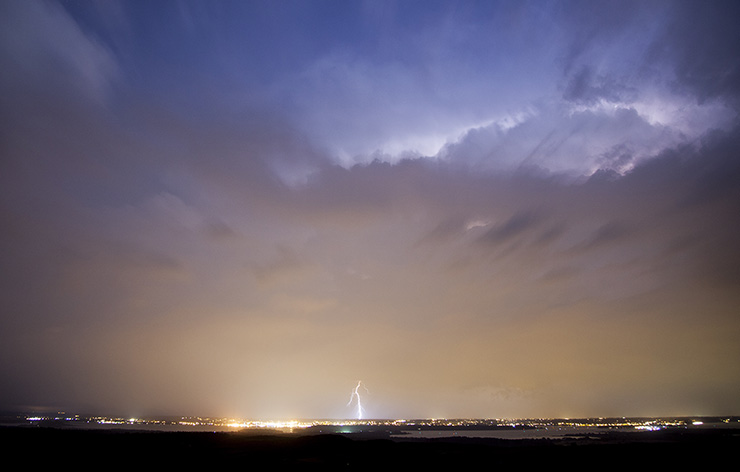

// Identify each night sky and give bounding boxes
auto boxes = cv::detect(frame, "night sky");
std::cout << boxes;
[1,0,739,420]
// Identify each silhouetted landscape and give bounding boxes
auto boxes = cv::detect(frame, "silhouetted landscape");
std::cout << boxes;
[4,418,738,469]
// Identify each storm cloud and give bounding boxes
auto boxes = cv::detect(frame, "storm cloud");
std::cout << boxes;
[1,0,739,419]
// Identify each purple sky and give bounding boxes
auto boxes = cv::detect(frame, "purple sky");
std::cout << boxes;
[1,0,739,420]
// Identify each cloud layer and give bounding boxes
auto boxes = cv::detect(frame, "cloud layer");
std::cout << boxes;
[1,0,739,419]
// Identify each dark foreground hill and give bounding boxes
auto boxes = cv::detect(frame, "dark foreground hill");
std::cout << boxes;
[2,425,737,469]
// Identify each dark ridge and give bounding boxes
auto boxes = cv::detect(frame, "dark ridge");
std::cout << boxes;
[3,425,738,469]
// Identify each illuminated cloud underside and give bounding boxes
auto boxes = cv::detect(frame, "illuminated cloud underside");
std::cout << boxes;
[0,0,739,420]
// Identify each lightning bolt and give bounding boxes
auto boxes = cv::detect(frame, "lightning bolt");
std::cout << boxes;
[347,380,369,420]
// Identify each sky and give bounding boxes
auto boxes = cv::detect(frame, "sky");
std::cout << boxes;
[1,0,739,420]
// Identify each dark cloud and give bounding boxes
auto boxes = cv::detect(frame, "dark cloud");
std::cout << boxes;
[655,0,740,105]
[479,211,543,244]
[0,0,118,101]
[417,215,470,245]
[563,66,638,105]
[570,221,632,253]
[556,0,650,75]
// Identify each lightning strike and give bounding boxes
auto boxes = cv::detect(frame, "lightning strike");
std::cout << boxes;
[347,380,369,420]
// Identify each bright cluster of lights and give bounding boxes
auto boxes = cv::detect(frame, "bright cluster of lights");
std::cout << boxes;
[226,420,310,430]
